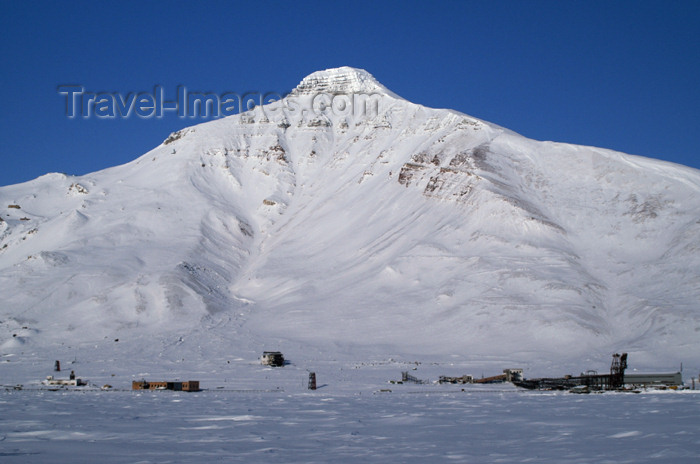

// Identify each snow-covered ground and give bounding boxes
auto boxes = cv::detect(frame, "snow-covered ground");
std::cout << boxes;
[3,346,699,463]
[1,384,698,463]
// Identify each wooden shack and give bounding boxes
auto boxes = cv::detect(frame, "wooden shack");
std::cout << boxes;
[132,380,200,392]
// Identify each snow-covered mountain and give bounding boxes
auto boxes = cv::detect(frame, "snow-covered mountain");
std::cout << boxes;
[2,67,699,374]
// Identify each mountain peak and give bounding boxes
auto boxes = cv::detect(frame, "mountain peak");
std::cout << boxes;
[2,66,700,374]
[290,66,389,96]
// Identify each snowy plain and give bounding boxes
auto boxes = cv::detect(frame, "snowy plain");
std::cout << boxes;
[2,345,700,463]
[1,385,699,463]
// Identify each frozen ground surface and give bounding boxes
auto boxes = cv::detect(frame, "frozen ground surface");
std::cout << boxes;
[1,387,698,463]
[1,339,698,462]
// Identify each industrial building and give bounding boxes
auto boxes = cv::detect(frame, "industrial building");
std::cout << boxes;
[514,353,684,391]
[437,368,522,385]
[43,375,87,387]
[624,372,683,387]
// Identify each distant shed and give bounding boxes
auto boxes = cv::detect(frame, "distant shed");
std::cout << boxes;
[261,351,285,367]
[132,380,200,391]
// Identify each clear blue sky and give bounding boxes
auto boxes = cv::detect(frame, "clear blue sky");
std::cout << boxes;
[1,0,699,186]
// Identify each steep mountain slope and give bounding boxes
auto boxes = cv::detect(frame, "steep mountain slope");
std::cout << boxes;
[1,67,699,372]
